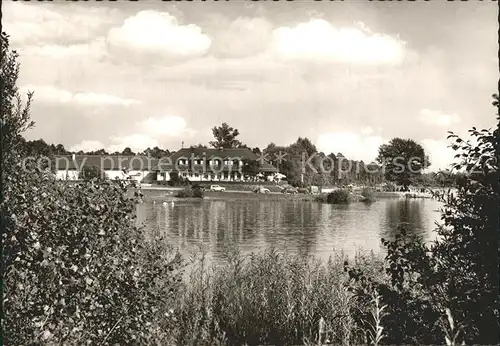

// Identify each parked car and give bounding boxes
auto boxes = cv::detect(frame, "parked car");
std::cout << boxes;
[210,185,226,192]
[253,186,270,194]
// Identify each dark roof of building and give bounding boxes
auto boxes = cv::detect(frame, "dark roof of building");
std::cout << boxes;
[54,155,159,171]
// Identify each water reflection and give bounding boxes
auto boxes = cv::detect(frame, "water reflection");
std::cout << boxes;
[136,198,442,263]
[381,199,435,242]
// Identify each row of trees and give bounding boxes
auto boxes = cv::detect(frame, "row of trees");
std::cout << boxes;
[23,112,448,189]
[21,139,172,158]
[26,127,452,188]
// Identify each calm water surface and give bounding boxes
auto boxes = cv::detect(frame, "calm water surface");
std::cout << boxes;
[136,198,442,263]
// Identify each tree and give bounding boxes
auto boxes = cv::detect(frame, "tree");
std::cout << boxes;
[209,123,242,149]
[293,137,317,157]
[241,159,261,179]
[1,31,183,345]
[252,147,261,155]
[89,148,108,155]
[121,147,135,156]
[376,138,430,188]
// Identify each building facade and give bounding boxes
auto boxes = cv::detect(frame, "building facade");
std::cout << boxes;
[155,148,278,182]
[54,155,158,183]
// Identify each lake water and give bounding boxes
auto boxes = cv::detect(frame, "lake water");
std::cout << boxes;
[136,198,442,263]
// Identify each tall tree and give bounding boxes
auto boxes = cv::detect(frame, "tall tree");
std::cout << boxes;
[376,138,430,188]
[121,147,135,156]
[241,159,261,179]
[209,123,242,149]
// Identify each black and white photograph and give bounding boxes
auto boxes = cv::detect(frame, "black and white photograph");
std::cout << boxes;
[1,0,499,345]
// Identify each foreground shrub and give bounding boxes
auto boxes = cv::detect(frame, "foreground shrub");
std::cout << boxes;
[347,94,500,345]
[326,189,351,204]
[2,33,184,345]
[4,178,184,345]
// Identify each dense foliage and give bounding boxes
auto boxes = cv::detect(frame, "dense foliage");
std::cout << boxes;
[348,95,499,345]
[210,122,243,149]
[241,158,261,179]
[326,189,351,204]
[1,32,183,345]
[376,138,430,188]
[78,165,107,181]
[176,185,204,198]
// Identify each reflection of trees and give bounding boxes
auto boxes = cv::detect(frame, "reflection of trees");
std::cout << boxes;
[382,199,425,240]
[137,200,323,260]
[270,201,319,257]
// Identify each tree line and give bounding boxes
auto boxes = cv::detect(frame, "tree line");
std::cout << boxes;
[23,115,462,189]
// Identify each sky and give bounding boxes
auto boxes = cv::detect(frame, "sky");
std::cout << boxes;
[3,0,498,170]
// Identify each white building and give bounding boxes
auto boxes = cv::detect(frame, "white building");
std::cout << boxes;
[54,155,158,183]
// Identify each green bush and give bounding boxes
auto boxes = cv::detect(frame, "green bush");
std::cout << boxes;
[347,95,500,345]
[361,187,376,203]
[175,186,204,198]
[168,173,190,187]
[326,189,351,204]
[78,165,107,181]
[314,193,328,203]
[382,182,397,192]
[1,33,183,345]
[192,186,204,198]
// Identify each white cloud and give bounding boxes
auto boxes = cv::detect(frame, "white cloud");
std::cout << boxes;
[107,11,211,57]
[317,132,384,162]
[20,85,140,106]
[20,39,106,59]
[211,17,273,58]
[422,139,455,170]
[270,19,406,64]
[105,115,196,153]
[419,109,460,127]
[141,116,196,137]
[73,92,139,106]
[70,140,105,153]
[360,126,374,135]
[3,2,120,46]
[108,134,160,153]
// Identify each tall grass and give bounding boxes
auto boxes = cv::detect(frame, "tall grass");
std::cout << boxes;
[173,248,385,346]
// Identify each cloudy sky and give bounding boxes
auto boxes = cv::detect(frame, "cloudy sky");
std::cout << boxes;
[3,1,498,169]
